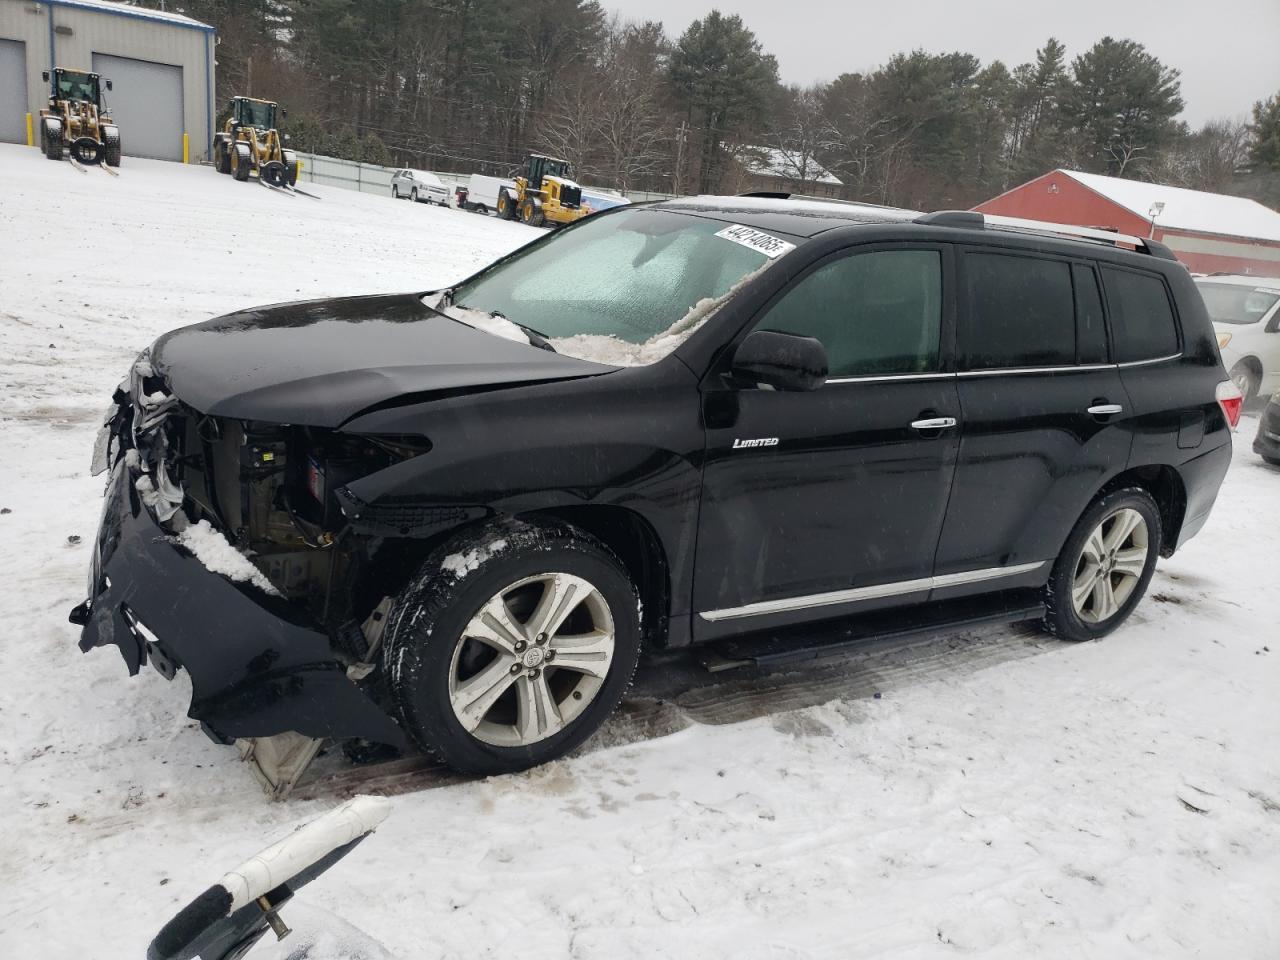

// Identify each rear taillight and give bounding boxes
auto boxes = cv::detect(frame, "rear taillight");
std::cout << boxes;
[1216,380,1243,429]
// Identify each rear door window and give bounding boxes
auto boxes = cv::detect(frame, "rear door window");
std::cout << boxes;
[961,252,1075,369]
[1102,267,1179,362]
[756,248,943,378]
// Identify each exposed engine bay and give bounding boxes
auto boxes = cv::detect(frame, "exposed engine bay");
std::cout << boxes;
[115,351,429,655]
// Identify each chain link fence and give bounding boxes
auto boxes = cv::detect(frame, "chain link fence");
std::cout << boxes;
[293,151,677,205]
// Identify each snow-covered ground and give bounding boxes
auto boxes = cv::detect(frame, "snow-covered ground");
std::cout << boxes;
[1,142,1278,959]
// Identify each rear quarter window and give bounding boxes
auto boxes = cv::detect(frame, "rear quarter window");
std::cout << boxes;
[1103,267,1180,362]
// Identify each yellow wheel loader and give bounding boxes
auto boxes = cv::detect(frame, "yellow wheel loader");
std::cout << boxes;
[213,96,298,188]
[39,68,121,167]
[495,154,591,227]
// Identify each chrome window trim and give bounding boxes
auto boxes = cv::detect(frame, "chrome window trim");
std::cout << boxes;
[825,372,955,385]
[1117,353,1182,368]
[698,560,1050,622]
[957,363,1114,377]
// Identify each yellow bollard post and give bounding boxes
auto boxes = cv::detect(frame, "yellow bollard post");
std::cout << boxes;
[183,133,190,164]
[26,113,33,147]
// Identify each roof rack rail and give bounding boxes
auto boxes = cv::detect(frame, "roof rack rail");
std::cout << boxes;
[914,210,1179,260]
[737,192,904,211]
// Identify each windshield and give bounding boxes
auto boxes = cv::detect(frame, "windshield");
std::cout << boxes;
[1197,282,1280,325]
[447,208,782,364]
[236,99,276,130]
[56,70,98,104]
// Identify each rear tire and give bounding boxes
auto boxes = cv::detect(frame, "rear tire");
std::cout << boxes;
[104,138,121,168]
[1229,362,1259,407]
[411,187,419,202]
[383,518,642,775]
[1043,487,1161,641]
[215,139,231,175]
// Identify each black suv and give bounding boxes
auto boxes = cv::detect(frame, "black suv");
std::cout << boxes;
[72,196,1241,780]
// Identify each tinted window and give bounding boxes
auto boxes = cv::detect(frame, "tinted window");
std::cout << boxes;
[962,252,1074,368]
[1103,268,1179,362]
[1073,264,1108,364]
[756,249,942,377]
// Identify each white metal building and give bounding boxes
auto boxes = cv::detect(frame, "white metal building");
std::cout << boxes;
[0,0,215,162]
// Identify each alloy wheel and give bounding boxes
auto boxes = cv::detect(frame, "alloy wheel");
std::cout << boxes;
[1071,507,1149,624]
[447,573,615,747]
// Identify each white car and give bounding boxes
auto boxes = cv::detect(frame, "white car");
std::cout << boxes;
[390,169,450,205]
[1195,275,1280,404]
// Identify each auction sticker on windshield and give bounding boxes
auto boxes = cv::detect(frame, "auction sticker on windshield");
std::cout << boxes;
[715,224,796,259]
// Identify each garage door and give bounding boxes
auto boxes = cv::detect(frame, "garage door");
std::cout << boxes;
[0,38,27,144]
[91,53,183,161]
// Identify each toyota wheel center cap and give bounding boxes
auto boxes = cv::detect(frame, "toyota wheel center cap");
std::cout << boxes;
[522,647,546,669]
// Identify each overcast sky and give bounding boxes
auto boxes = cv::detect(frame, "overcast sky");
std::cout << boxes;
[604,0,1280,127]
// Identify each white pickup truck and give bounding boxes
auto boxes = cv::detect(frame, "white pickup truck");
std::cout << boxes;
[456,173,517,215]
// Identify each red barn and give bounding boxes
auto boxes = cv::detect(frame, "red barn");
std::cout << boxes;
[974,169,1280,278]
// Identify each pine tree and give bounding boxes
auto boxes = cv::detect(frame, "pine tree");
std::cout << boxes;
[669,11,779,193]
[1063,37,1184,177]
[1250,93,1280,170]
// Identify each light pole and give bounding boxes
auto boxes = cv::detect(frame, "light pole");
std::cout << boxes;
[1148,201,1165,239]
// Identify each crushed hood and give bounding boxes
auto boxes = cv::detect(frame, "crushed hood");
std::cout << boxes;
[150,293,615,427]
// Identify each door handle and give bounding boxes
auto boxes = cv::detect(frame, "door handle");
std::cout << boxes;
[1087,403,1123,416]
[910,417,957,431]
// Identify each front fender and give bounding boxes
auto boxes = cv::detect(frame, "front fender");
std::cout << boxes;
[338,366,704,615]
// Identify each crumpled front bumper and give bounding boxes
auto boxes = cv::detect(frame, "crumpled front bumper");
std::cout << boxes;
[71,434,406,751]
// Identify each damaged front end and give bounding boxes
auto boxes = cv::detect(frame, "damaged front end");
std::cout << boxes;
[71,351,426,798]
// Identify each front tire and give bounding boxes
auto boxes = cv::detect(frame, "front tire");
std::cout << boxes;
[232,144,251,182]
[383,519,641,775]
[1043,488,1161,641]
[43,123,62,161]
[411,187,419,202]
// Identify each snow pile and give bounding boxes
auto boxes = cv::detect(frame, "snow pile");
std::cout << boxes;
[441,537,508,578]
[174,520,280,595]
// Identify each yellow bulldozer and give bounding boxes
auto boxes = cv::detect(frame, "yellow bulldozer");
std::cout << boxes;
[495,154,591,227]
[39,67,121,167]
[213,96,298,188]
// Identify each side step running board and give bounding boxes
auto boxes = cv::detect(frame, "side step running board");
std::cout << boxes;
[700,590,1046,672]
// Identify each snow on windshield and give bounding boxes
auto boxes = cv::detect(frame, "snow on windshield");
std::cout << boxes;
[440,208,789,366]
[546,261,772,366]
[433,259,772,367]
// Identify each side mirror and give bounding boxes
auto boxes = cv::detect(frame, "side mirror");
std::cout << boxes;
[731,330,827,392]
[281,108,288,119]
[43,71,49,82]
[105,79,112,90]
